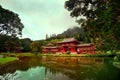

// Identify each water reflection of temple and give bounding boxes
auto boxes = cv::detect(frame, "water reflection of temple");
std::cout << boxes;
[42,57,104,65]
[42,57,106,80]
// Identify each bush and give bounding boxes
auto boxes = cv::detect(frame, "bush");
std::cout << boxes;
[114,55,120,62]
[66,51,70,55]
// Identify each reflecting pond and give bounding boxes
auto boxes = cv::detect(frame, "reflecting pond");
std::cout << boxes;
[0,56,120,80]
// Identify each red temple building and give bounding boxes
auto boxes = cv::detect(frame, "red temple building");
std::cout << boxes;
[42,38,95,54]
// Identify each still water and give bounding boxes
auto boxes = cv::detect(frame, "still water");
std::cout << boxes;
[0,56,120,80]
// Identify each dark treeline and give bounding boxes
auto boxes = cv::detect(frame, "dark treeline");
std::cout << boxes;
[0,34,32,53]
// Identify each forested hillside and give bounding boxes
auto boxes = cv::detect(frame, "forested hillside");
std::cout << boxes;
[47,26,87,42]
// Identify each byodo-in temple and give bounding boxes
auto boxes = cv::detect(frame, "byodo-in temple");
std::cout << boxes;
[42,38,95,54]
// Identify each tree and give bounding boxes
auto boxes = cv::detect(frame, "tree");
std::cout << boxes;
[30,41,41,54]
[21,38,32,52]
[65,0,120,51]
[0,34,21,53]
[46,34,49,40]
[0,34,8,52]
[0,5,24,37]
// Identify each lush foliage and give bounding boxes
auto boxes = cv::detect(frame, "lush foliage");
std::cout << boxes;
[65,0,120,51]
[30,41,41,53]
[21,38,32,52]
[0,34,21,53]
[0,5,24,37]
[114,55,120,62]
[0,34,33,53]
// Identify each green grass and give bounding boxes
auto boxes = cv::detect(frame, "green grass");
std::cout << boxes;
[1,52,36,57]
[0,53,34,65]
[0,57,18,64]
[15,53,35,57]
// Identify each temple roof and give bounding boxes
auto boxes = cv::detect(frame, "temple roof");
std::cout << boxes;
[77,43,93,47]
[46,43,54,46]
[56,38,80,44]
[42,46,58,49]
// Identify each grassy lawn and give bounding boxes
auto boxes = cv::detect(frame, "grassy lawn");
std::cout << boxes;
[15,53,35,57]
[0,53,39,65]
[1,52,35,57]
[0,53,34,65]
[0,57,18,64]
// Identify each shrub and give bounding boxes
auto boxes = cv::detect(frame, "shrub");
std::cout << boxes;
[66,51,70,55]
[114,55,120,62]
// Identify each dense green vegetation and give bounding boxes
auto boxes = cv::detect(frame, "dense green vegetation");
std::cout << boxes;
[114,55,120,62]
[0,35,21,53]
[21,38,32,52]
[65,0,120,51]
[113,55,120,68]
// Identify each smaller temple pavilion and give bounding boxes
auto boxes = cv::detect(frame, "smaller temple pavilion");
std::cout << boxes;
[42,38,95,54]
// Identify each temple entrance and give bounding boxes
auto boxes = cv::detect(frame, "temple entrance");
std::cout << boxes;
[64,46,69,52]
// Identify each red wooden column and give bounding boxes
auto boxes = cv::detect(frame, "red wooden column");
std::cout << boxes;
[91,46,95,54]
[72,47,76,52]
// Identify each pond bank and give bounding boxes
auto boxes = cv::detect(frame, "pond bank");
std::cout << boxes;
[40,53,116,57]
[1,52,117,57]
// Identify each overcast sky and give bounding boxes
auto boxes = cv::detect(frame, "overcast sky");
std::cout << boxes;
[0,0,78,40]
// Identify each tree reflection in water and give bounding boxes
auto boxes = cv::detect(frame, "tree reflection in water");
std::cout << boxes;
[0,56,120,80]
